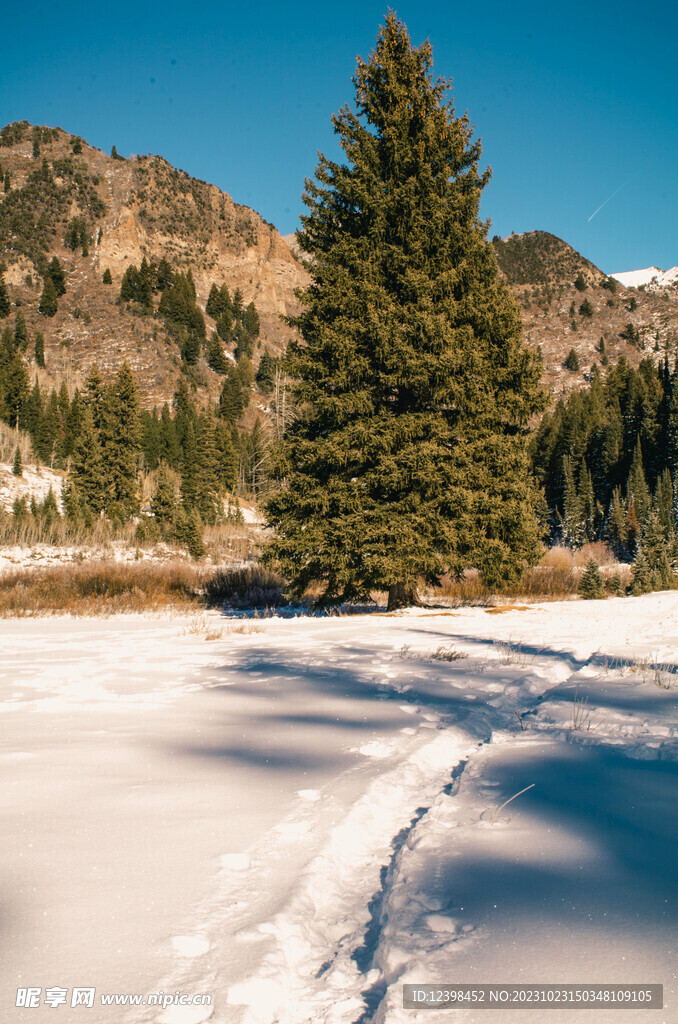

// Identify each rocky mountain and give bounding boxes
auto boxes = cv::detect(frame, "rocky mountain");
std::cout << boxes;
[0,121,309,408]
[492,231,678,397]
[1,122,675,413]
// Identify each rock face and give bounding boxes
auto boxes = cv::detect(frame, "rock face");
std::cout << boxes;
[492,231,678,397]
[0,122,309,407]
[1,123,676,410]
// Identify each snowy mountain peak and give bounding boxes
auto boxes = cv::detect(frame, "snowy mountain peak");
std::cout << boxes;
[611,265,678,290]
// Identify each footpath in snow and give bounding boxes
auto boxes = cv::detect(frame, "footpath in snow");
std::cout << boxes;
[1,595,677,1024]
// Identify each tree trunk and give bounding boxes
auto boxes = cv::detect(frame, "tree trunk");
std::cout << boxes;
[387,582,420,611]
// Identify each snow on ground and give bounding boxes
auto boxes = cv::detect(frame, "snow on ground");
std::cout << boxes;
[1,595,677,1023]
[0,540,203,573]
[0,462,65,513]
[610,266,678,290]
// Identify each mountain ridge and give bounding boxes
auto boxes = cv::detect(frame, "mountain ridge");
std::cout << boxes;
[0,121,309,408]
[1,122,676,411]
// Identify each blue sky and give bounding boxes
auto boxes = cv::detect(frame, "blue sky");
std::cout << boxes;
[2,0,676,273]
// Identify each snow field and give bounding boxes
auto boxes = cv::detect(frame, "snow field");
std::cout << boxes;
[1,595,677,1023]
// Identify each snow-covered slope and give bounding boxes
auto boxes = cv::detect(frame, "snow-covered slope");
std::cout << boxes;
[0,461,65,513]
[611,265,678,290]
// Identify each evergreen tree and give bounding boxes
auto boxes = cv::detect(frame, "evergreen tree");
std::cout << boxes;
[82,363,107,429]
[564,348,580,371]
[264,15,545,608]
[64,217,88,253]
[174,507,205,559]
[102,268,113,285]
[218,364,248,423]
[3,353,30,427]
[626,437,651,525]
[606,486,628,560]
[38,275,58,317]
[137,257,154,310]
[158,402,181,467]
[560,455,584,548]
[14,311,28,351]
[654,467,674,537]
[0,324,14,365]
[195,414,221,524]
[71,406,106,513]
[34,332,46,368]
[156,258,174,291]
[214,418,237,491]
[180,421,199,508]
[244,417,270,499]
[578,458,597,542]
[159,273,205,339]
[206,284,223,319]
[207,333,229,373]
[40,486,60,526]
[256,349,276,394]
[0,275,11,319]
[640,509,677,590]
[103,362,141,516]
[62,480,89,528]
[631,547,652,596]
[151,463,179,529]
[578,559,605,600]
[181,330,200,366]
[243,302,260,339]
[47,256,67,296]
[219,283,233,316]
[216,310,233,342]
[24,378,44,440]
[237,354,254,390]
[234,322,253,360]
[12,446,22,476]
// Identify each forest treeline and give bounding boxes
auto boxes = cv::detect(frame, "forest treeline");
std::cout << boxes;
[0,265,283,555]
[532,355,678,592]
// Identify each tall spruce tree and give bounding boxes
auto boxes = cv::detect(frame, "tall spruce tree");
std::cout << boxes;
[264,14,545,608]
[0,273,10,318]
[71,406,106,514]
[104,361,141,517]
[38,275,58,317]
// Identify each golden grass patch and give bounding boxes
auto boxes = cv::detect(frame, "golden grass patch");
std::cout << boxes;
[0,561,205,617]
[485,605,531,614]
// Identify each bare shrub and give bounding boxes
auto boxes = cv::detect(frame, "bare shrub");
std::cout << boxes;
[203,566,287,610]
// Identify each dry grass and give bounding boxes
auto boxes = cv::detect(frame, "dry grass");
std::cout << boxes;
[0,423,33,465]
[0,512,117,548]
[432,564,578,605]
[485,604,530,614]
[428,544,626,606]
[0,561,205,617]
[399,642,466,662]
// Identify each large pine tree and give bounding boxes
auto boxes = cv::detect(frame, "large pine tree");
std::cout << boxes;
[265,14,545,608]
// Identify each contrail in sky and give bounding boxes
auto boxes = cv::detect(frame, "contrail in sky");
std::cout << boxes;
[587,180,631,222]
